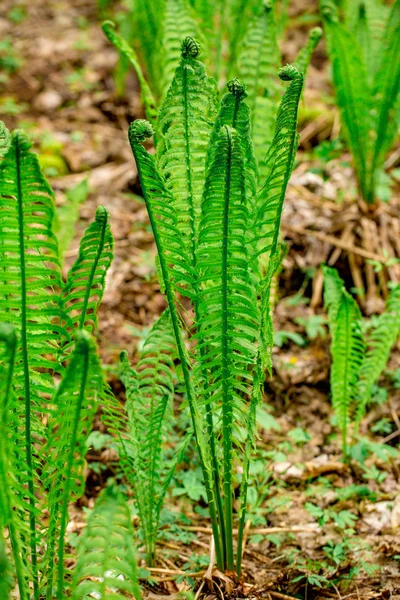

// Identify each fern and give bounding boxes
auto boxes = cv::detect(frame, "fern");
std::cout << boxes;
[63,205,114,337]
[355,285,400,428]
[102,21,158,124]
[161,0,203,97]
[55,177,89,261]
[42,332,104,599]
[0,130,65,599]
[293,27,323,75]
[0,323,29,600]
[115,310,181,565]
[156,37,215,270]
[196,125,260,570]
[71,487,141,600]
[237,0,281,174]
[320,0,400,203]
[0,121,10,158]
[325,272,365,459]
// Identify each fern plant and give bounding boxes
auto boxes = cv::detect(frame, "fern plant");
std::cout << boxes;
[104,310,190,567]
[72,486,142,600]
[323,266,400,458]
[320,0,400,204]
[102,0,321,149]
[0,122,128,599]
[127,35,304,574]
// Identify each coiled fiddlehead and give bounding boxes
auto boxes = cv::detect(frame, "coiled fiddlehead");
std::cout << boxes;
[181,36,201,59]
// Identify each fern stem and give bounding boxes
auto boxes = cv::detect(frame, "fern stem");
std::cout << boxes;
[15,133,39,600]
[221,125,234,571]
[130,130,225,569]
[56,339,90,600]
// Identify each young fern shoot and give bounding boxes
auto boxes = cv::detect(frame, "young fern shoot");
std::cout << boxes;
[128,38,304,574]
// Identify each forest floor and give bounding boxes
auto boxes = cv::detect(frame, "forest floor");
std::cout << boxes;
[2,0,400,598]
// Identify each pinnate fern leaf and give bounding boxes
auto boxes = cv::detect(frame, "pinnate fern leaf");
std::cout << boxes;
[0,131,66,591]
[161,0,203,97]
[320,0,372,202]
[42,331,104,598]
[293,27,322,75]
[71,487,141,600]
[255,65,303,269]
[157,37,215,269]
[0,121,10,158]
[324,268,365,457]
[355,285,400,428]
[237,0,281,172]
[102,21,158,124]
[63,206,113,337]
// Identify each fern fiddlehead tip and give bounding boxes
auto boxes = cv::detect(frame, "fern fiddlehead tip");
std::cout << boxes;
[181,36,201,59]
[227,78,247,100]
[101,19,115,31]
[263,0,273,11]
[74,329,91,353]
[279,64,302,82]
[310,26,323,41]
[95,205,109,223]
[128,119,154,143]
[0,323,17,347]
[119,349,129,362]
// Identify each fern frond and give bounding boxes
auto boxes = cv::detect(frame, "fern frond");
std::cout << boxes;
[102,21,158,124]
[355,285,400,429]
[156,37,215,269]
[227,0,261,74]
[71,487,141,600]
[320,0,372,202]
[42,331,103,599]
[63,206,113,337]
[118,310,176,565]
[208,79,258,208]
[0,131,66,597]
[131,0,164,92]
[0,121,10,158]
[128,120,221,567]
[161,0,203,97]
[237,0,281,173]
[293,27,323,75]
[0,537,12,600]
[196,125,259,569]
[370,0,400,195]
[324,270,365,458]
[255,65,303,271]
[0,324,29,600]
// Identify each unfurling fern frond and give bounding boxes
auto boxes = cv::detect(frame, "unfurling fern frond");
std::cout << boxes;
[208,79,258,209]
[237,0,281,173]
[0,130,66,596]
[42,331,103,599]
[129,120,193,299]
[117,310,177,565]
[130,0,164,92]
[157,37,215,269]
[0,324,29,600]
[161,0,203,97]
[355,285,400,429]
[255,65,303,271]
[102,21,158,124]
[196,125,259,570]
[293,27,323,75]
[324,268,365,458]
[71,487,141,600]
[63,206,114,337]
[0,121,10,158]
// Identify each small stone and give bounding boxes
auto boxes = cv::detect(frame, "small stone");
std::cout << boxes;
[34,90,63,112]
